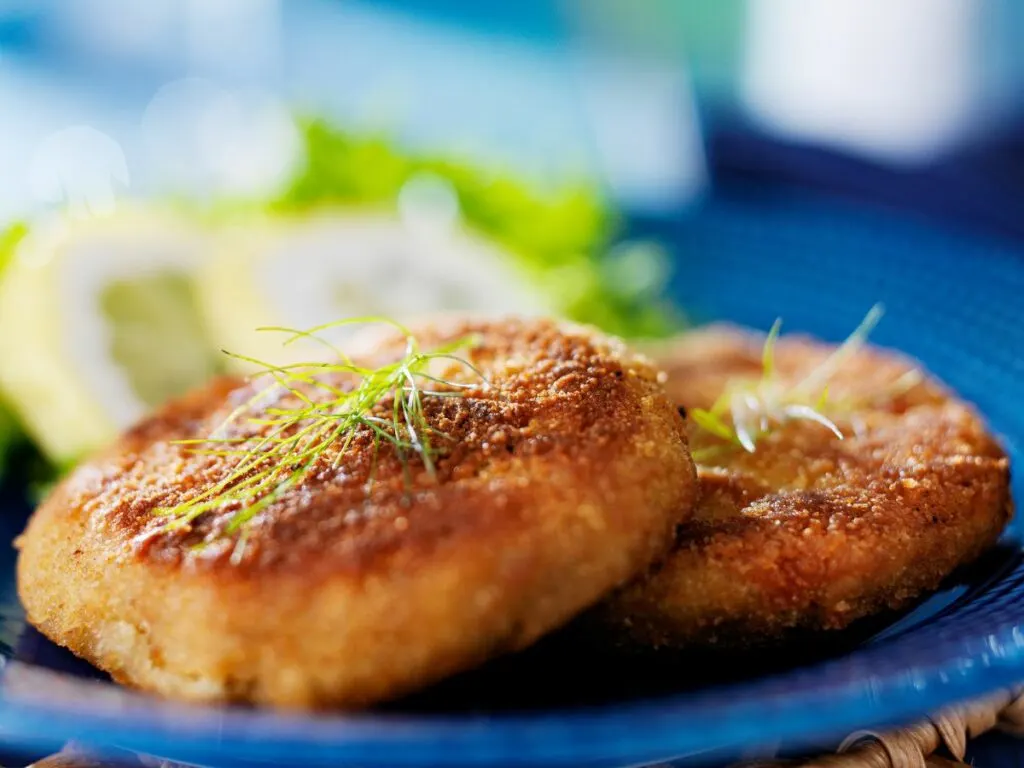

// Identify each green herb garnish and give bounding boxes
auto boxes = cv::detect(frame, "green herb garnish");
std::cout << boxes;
[273,119,682,338]
[690,304,897,461]
[156,318,487,546]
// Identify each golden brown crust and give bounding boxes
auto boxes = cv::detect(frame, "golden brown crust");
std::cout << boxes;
[17,317,697,707]
[598,325,1013,648]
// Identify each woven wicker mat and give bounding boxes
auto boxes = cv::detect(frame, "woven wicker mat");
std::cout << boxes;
[23,687,1024,768]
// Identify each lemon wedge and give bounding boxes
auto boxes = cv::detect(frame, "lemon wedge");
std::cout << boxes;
[0,209,220,462]
[198,210,549,368]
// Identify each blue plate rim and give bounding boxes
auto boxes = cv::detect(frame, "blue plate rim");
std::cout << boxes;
[1,615,1023,766]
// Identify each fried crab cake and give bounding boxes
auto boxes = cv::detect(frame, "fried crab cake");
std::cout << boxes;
[597,325,1012,649]
[16,318,697,708]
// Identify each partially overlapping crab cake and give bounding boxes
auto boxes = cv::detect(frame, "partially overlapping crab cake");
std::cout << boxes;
[597,321,1012,649]
[17,318,697,708]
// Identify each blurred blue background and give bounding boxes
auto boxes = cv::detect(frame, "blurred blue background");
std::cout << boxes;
[3,0,1024,226]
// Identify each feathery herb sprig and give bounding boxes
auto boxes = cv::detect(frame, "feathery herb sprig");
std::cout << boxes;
[690,305,918,461]
[155,318,486,538]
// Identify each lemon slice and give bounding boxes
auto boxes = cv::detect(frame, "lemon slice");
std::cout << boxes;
[198,210,550,368]
[0,209,220,462]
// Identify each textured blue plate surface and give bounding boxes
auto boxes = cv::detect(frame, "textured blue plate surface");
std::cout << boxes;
[2,190,1024,767]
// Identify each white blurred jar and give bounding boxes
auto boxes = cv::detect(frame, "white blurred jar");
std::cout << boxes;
[742,0,987,163]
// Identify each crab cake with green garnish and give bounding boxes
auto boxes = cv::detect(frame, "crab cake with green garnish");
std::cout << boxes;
[596,322,1012,649]
[16,317,697,708]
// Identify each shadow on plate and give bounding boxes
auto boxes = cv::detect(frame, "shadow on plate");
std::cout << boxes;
[388,543,1023,713]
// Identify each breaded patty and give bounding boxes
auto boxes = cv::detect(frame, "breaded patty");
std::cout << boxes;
[598,325,1012,648]
[17,318,697,708]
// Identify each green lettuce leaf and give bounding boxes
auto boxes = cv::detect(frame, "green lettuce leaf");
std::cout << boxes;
[274,120,683,338]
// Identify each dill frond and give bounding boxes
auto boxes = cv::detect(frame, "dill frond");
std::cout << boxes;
[155,318,486,538]
[690,304,894,460]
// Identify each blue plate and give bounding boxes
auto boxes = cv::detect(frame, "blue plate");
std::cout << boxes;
[2,190,1024,768]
